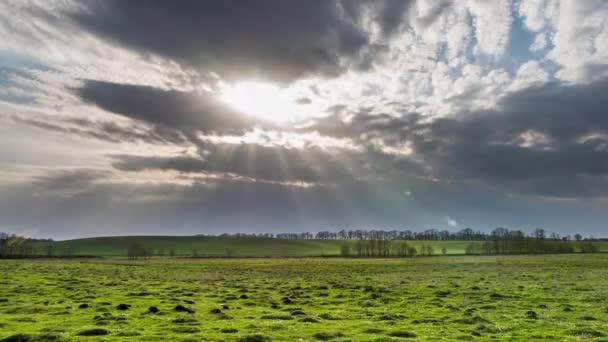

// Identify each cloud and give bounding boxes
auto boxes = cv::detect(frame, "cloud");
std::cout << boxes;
[9,114,185,145]
[303,77,608,198]
[111,140,426,185]
[545,0,608,82]
[509,60,549,90]
[446,216,458,228]
[518,0,556,32]
[4,164,608,239]
[419,78,608,196]
[33,168,110,195]
[67,1,415,83]
[529,33,547,52]
[467,0,514,58]
[419,79,608,189]
[0,167,430,238]
[371,0,415,37]
[76,80,263,134]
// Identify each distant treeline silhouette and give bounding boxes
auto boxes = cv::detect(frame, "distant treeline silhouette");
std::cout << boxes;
[206,228,601,257]
[341,240,429,257]
[0,232,55,258]
[458,227,598,255]
[0,228,602,259]
[210,228,597,242]
[335,228,600,257]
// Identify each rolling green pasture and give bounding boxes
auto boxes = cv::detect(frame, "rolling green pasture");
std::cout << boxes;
[31,236,608,257]
[1,254,608,341]
[31,237,471,257]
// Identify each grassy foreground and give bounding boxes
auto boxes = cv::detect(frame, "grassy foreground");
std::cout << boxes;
[1,254,608,341]
[31,236,608,257]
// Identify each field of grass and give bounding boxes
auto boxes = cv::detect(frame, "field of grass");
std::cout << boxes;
[32,237,478,257]
[1,254,608,341]
[31,236,608,257]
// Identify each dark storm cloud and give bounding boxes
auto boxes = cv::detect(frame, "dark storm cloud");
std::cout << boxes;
[33,73,608,200]
[5,165,608,239]
[68,1,414,83]
[0,161,472,238]
[417,79,608,181]
[372,0,413,36]
[304,78,608,198]
[295,97,312,105]
[303,110,423,141]
[111,139,427,184]
[32,169,110,194]
[112,155,207,176]
[76,80,262,134]
[10,114,186,145]
[112,146,357,184]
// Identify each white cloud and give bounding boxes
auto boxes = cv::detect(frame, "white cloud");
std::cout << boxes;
[547,0,608,82]
[530,33,548,52]
[467,0,514,58]
[446,216,459,228]
[0,1,205,91]
[509,60,549,91]
[519,0,557,32]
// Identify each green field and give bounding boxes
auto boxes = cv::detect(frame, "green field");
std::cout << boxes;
[31,236,608,257]
[1,254,608,341]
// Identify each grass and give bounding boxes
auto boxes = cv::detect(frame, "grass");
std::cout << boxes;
[1,254,608,341]
[30,236,608,257]
[32,236,472,257]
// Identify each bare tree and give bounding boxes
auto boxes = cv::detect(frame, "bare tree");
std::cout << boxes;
[340,242,351,257]
[534,228,546,240]
[224,247,234,258]
[45,243,56,257]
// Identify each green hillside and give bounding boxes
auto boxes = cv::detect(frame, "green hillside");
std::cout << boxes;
[31,236,475,257]
[30,236,608,257]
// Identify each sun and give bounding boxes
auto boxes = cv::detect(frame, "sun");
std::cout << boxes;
[220,81,303,124]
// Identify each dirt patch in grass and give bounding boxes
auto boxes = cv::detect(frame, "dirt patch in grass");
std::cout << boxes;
[0,334,61,342]
[172,327,200,334]
[237,334,272,342]
[171,316,199,324]
[261,314,293,320]
[76,328,110,336]
[453,316,491,325]
[568,328,605,338]
[299,316,320,323]
[116,304,130,310]
[388,330,416,338]
[173,305,194,313]
[312,332,345,340]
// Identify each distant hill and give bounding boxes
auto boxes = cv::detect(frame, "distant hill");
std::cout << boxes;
[30,236,479,257]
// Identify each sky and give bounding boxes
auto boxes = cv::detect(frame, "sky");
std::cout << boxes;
[1,0,608,239]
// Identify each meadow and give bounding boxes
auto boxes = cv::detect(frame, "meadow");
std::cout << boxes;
[29,236,608,257]
[1,254,608,341]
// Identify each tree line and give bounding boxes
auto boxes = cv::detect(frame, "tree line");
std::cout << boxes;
[1,228,602,259]
[463,228,599,255]
[337,233,599,258]
[0,232,58,258]
[339,240,440,257]
[213,228,597,242]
